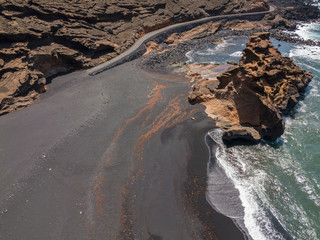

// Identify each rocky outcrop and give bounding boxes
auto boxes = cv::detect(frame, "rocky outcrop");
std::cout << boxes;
[188,32,313,143]
[165,21,224,45]
[0,42,84,115]
[0,0,268,115]
[263,13,296,30]
[143,41,161,56]
[269,0,320,21]
[163,17,276,46]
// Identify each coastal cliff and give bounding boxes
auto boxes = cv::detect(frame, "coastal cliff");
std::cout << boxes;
[188,32,313,143]
[0,0,268,115]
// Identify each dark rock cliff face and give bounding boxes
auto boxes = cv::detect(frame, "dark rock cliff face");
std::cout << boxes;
[0,0,269,115]
[189,32,313,143]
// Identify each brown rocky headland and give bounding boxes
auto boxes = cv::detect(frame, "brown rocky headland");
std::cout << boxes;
[0,0,319,116]
[188,32,313,143]
[0,0,270,115]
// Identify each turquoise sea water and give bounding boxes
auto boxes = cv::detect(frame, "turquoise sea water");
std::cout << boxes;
[187,28,320,240]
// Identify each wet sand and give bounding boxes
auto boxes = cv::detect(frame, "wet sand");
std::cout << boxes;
[0,60,245,239]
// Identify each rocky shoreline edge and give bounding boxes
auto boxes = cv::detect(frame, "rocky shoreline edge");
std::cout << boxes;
[138,18,316,240]
[139,30,308,239]
[1,0,319,115]
[0,0,269,115]
[139,22,317,144]
[188,32,313,144]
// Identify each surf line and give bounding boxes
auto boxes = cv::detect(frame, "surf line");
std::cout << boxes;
[87,6,275,76]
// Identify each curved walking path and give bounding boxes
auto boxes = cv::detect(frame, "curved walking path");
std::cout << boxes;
[88,5,275,76]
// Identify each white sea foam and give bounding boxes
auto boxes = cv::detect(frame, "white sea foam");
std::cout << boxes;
[310,84,320,97]
[289,45,320,61]
[299,62,320,74]
[299,101,307,113]
[295,23,320,41]
[207,127,320,240]
[195,39,229,56]
[230,51,243,57]
[186,49,194,63]
[284,116,293,127]
[200,31,320,240]
[207,129,285,240]
[214,39,229,51]
[195,48,218,56]
[253,144,318,239]
[269,125,320,232]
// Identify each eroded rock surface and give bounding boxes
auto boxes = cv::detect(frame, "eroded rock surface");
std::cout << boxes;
[269,0,320,21]
[165,21,224,45]
[0,0,268,115]
[188,32,313,143]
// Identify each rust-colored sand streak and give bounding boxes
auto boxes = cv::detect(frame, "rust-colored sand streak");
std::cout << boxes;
[111,81,166,149]
[93,175,105,217]
[141,75,168,127]
[88,81,168,236]
[88,167,105,226]
[119,94,196,238]
[132,96,184,180]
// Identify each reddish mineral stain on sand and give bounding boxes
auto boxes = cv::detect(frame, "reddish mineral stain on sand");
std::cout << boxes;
[89,71,201,238]
[89,78,168,228]
[118,94,201,237]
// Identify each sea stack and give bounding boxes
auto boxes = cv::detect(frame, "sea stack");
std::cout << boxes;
[189,32,313,143]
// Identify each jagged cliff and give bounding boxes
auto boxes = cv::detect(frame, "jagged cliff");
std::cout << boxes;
[0,0,269,115]
[188,32,313,143]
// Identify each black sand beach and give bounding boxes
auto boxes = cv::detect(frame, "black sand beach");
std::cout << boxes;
[0,58,245,239]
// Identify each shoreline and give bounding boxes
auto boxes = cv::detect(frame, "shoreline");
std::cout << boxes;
[175,111,247,239]
[138,27,316,240]
[138,66,249,239]
[182,121,251,239]
[0,4,318,239]
[2,1,320,116]
[0,59,247,239]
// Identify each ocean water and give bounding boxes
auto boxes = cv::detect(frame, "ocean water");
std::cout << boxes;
[313,0,320,9]
[186,30,320,240]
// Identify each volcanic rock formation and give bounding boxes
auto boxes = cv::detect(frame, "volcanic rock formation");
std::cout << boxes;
[0,0,269,115]
[188,32,313,143]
